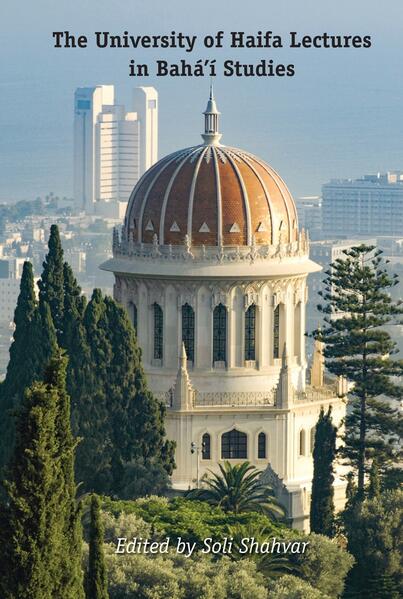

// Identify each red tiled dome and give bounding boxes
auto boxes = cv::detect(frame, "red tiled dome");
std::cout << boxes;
[124,91,298,247]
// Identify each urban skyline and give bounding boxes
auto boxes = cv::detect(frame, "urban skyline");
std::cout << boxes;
[2,0,403,202]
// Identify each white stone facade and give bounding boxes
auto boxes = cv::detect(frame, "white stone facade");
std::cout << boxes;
[101,91,347,530]
[103,237,347,531]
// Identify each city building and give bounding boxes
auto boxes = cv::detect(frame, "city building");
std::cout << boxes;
[74,85,158,216]
[65,249,86,274]
[133,86,158,176]
[0,257,27,377]
[295,196,322,240]
[95,104,140,219]
[74,85,114,214]
[322,172,403,238]
[101,89,347,530]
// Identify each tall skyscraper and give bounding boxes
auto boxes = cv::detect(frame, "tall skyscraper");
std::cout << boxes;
[95,105,140,213]
[74,85,114,214]
[133,87,158,175]
[74,85,158,215]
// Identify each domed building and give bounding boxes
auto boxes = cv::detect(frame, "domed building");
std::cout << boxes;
[101,88,347,530]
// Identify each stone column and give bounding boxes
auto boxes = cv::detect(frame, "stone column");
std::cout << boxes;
[165,285,178,369]
[137,282,150,366]
[195,286,211,369]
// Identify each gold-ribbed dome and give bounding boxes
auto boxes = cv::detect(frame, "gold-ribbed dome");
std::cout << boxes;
[123,88,298,248]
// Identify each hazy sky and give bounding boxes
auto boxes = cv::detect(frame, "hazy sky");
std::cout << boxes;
[1,0,403,202]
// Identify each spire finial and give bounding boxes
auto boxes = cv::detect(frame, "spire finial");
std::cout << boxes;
[281,342,290,368]
[180,342,187,367]
[202,82,222,146]
[209,78,214,100]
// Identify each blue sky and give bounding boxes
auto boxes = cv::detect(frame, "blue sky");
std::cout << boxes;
[1,0,403,202]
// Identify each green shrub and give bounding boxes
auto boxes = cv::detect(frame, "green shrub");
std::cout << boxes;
[290,533,354,598]
[100,495,290,547]
[104,549,268,599]
[269,575,330,598]
[343,489,403,598]
[98,496,354,598]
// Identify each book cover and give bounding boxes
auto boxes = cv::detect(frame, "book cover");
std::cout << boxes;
[0,1,402,597]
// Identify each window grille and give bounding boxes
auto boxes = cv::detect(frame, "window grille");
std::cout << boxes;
[258,432,266,459]
[182,303,195,362]
[202,433,211,459]
[213,303,227,363]
[273,305,280,359]
[221,429,247,459]
[153,303,163,360]
[245,304,256,360]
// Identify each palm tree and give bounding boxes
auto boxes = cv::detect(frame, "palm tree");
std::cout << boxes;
[186,461,285,519]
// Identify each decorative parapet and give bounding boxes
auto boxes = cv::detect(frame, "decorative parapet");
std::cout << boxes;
[160,382,339,410]
[194,389,277,408]
[112,232,309,265]
[293,384,336,403]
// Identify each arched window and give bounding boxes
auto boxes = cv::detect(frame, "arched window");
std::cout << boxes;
[153,303,163,360]
[129,302,137,332]
[273,304,280,359]
[299,429,306,457]
[221,429,247,459]
[213,304,227,364]
[245,304,256,361]
[310,427,316,455]
[202,433,211,460]
[258,432,267,459]
[182,303,195,362]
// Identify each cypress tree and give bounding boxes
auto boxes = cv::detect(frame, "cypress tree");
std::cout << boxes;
[0,379,59,599]
[63,262,86,317]
[60,262,92,446]
[36,299,58,365]
[0,263,57,470]
[82,291,175,496]
[0,352,85,599]
[38,224,65,338]
[104,296,175,494]
[44,352,84,599]
[309,406,337,536]
[0,261,37,467]
[80,289,112,491]
[314,245,403,497]
[86,495,109,599]
[1,226,175,497]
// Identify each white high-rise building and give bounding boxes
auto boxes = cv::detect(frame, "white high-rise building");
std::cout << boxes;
[95,105,140,215]
[74,85,158,216]
[74,85,114,214]
[133,87,158,175]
